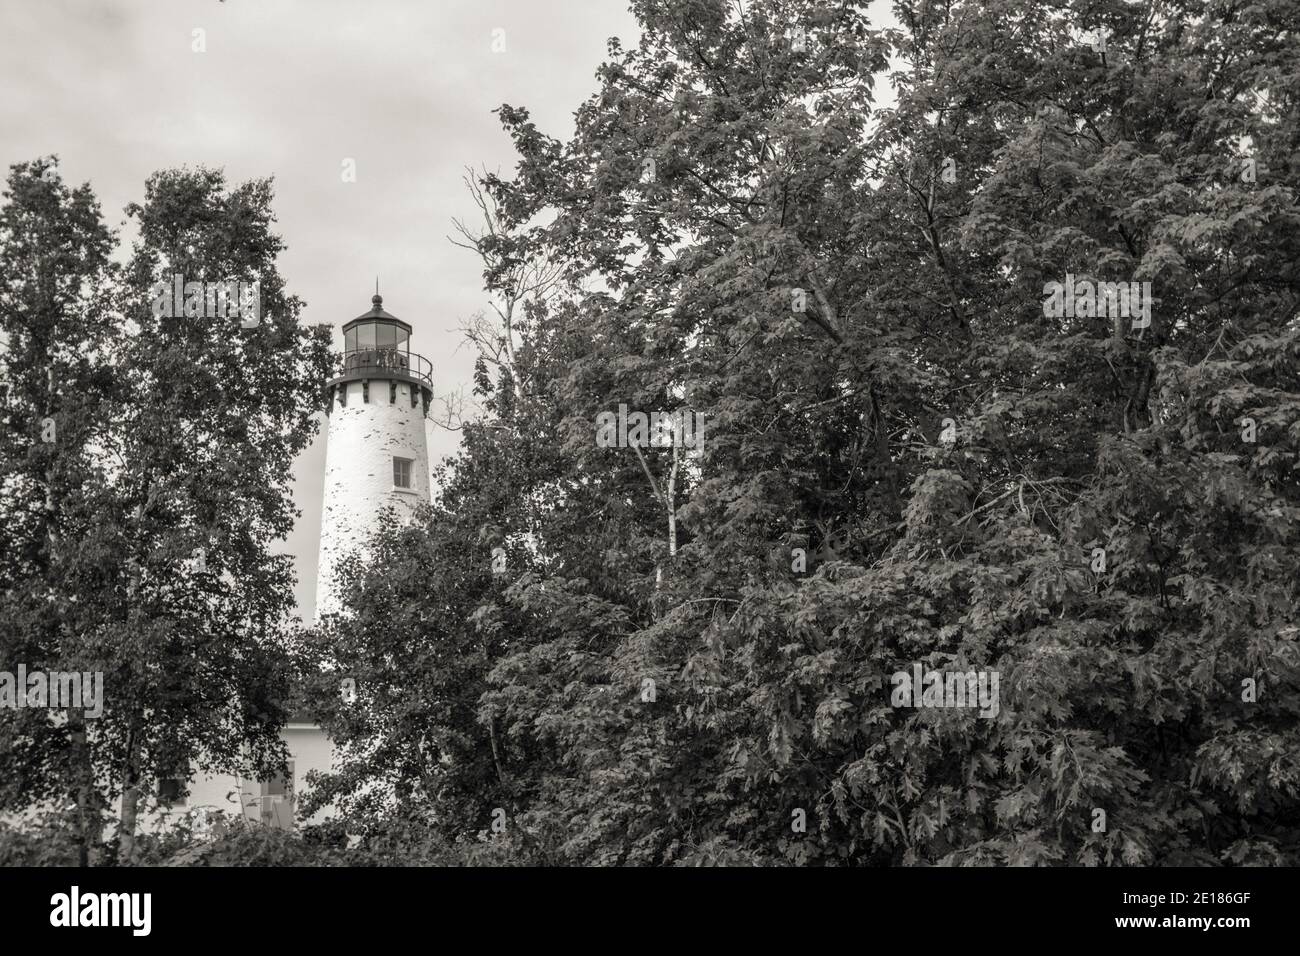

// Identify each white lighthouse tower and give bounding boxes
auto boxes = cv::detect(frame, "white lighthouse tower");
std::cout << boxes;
[316,292,433,619]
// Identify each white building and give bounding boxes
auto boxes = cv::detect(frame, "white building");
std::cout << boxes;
[140,715,334,836]
[316,293,433,616]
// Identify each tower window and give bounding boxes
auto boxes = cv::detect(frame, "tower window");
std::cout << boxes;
[393,457,413,489]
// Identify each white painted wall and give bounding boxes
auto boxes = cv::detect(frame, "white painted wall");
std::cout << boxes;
[316,377,431,618]
[136,723,335,835]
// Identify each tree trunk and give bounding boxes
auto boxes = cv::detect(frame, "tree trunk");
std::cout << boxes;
[118,784,140,862]
[68,709,96,866]
[116,725,141,862]
[666,444,679,558]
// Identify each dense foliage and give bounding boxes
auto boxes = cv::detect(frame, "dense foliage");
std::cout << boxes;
[0,160,332,861]
[308,0,1300,866]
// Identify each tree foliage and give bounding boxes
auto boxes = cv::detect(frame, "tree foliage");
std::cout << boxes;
[317,0,1299,867]
[0,160,332,860]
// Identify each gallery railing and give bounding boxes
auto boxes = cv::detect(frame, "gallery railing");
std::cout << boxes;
[334,348,433,388]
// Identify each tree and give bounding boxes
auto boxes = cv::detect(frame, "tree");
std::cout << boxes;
[317,0,1300,865]
[0,157,121,865]
[0,161,333,862]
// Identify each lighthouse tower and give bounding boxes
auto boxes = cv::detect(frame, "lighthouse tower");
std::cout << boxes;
[316,293,433,619]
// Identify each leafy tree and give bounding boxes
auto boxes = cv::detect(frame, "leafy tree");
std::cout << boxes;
[0,157,120,864]
[100,168,333,858]
[0,162,333,861]
[318,0,1300,866]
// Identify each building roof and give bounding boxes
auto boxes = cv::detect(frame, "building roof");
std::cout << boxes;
[343,293,412,334]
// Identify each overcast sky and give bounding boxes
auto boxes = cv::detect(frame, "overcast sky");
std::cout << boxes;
[2,0,640,620]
